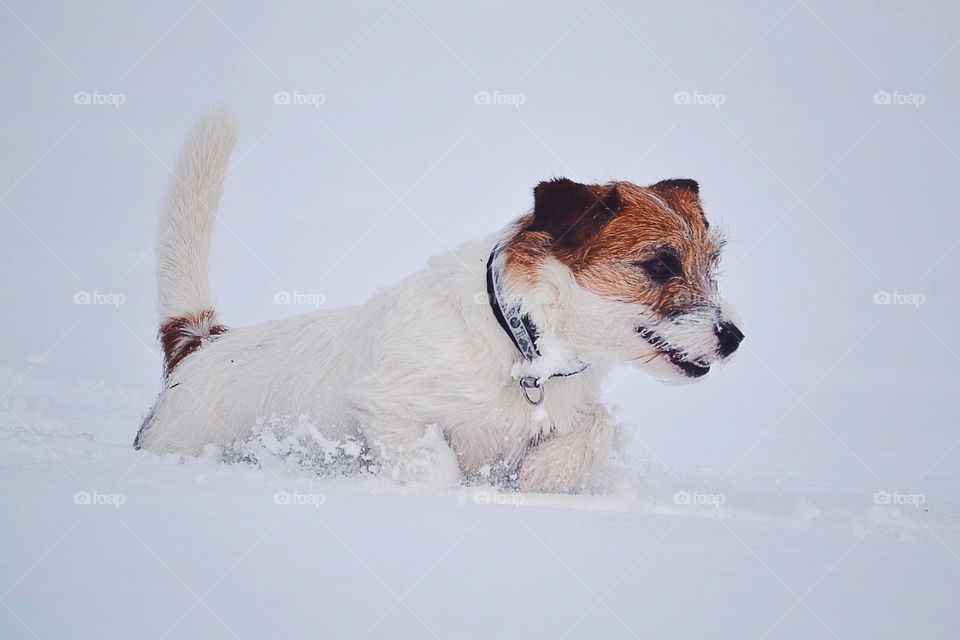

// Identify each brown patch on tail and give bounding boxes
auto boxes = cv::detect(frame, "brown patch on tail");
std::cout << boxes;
[159,308,227,377]
[135,309,226,450]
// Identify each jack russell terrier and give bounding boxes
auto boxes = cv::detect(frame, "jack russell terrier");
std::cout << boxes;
[134,109,744,492]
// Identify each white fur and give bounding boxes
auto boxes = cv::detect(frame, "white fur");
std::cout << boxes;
[138,109,738,492]
[156,107,237,321]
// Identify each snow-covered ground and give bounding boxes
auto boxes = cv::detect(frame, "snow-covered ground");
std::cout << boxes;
[2,1,959,638]
[2,370,958,639]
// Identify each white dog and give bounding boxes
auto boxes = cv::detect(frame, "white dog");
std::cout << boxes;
[135,109,744,492]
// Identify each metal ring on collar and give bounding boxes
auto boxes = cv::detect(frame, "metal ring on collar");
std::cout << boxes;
[519,376,544,405]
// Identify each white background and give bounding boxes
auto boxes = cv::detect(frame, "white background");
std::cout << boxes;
[1,1,958,638]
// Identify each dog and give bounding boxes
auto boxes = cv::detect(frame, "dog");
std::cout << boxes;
[134,108,744,492]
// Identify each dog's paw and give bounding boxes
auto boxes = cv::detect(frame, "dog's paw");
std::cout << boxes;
[379,424,463,490]
[517,407,614,493]
[517,456,577,493]
[517,435,596,493]
[517,444,586,493]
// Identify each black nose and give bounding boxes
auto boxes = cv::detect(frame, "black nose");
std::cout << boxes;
[716,321,744,358]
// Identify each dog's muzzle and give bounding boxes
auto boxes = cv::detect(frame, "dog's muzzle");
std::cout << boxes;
[637,328,712,378]
[637,319,744,378]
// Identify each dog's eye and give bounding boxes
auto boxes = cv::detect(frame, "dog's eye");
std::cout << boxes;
[634,253,681,284]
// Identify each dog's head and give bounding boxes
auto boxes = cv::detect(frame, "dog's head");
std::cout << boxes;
[503,178,743,382]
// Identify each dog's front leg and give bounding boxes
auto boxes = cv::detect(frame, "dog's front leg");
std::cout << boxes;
[366,421,463,489]
[517,406,613,493]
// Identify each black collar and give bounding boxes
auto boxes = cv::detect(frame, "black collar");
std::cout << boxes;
[486,252,541,361]
[485,247,588,404]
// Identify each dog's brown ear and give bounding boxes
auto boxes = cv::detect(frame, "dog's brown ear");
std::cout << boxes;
[651,178,699,197]
[530,178,620,247]
[650,178,708,228]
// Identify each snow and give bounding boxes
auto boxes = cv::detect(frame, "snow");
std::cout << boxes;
[2,0,960,638]
[2,370,957,639]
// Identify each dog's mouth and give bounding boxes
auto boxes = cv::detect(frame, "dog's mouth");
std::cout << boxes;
[636,327,711,378]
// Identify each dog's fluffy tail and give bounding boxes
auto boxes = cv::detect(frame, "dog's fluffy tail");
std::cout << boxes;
[155,107,237,375]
